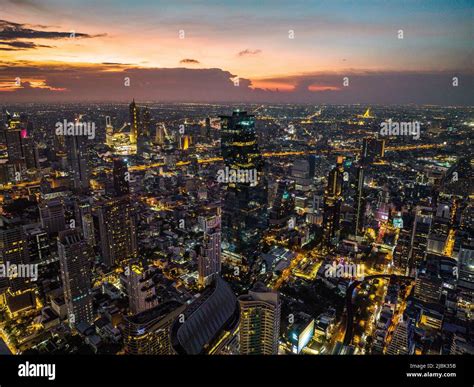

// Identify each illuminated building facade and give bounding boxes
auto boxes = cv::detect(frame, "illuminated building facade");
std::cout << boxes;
[124,301,184,355]
[66,132,89,192]
[238,283,280,355]
[113,158,130,197]
[0,217,30,293]
[129,99,139,145]
[95,197,137,268]
[410,207,432,267]
[269,179,295,231]
[198,210,222,287]
[323,156,344,248]
[58,229,94,326]
[39,198,66,236]
[123,263,159,315]
[220,111,267,271]
[361,138,385,164]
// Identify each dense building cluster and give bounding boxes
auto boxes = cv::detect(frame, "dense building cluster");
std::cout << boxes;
[0,102,472,356]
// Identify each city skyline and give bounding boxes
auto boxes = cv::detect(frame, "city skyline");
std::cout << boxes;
[0,1,472,385]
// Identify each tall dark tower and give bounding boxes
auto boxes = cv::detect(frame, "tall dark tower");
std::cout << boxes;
[269,179,295,231]
[140,107,151,138]
[95,197,137,268]
[220,111,267,275]
[323,156,344,248]
[113,158,130,196]
[129,99,139,145]
[353,166,365,237]
[5,112,26,181]
[58,229,94,326]
[361,138,385,164]
[66,132,89,192]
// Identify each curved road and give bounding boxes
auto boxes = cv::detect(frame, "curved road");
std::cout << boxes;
[343,274,414,346]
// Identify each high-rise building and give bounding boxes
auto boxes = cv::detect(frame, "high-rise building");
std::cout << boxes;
[410,207,432,267]
[323,156,344,248]
[0,216,30,293]
[129,99,139,145]
[39,199,66,236]
[238,283,280,355]
[269,179,295,231]
[170,277,240,354]
[113,158,130,197]
[203,116,212,140]
[361,138,385,164]
[66,131,89,192]
[58,229,94,326]
[441,157,473,197]
[22,138,39,170]
[5,112,26,181]
[24,224,50,268]
[457,242,474,320]
[414,273,442,304]
[220,111,267,272]
[123,264,159,315]
[75,200,96,247]
[394,228,412,275]
[292,158,312,191]
[105,116,114,146]
[95,197,137,268]
[386,318,414,355]
[353,166,365,237]
[124,301,184,355]
[154,124,165,145]
[197,210,222,287]
[140,107,151,138]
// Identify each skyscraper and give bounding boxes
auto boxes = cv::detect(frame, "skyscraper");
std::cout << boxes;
[269,179,295,231]
[292,159,312,191]
[0,216,30,293]
[197,209,222,287]
[39,199,66,236]
[105,116,114,146]
[410,207,432,268]
[353,166,365,237]
[124,301,184,355]
[220,111,267,273]
[95,197,137,268]
[123,264,159,315]
[75,200,96,247]
[238,283,281,355]
[386,318,414,355]
[129,99,139,145]
[323,156,344,248]
[58,229,94,326]
[113,158,130,197]
[66,131,89,192]
[394,228,412,275]
[361,138,385,164]
[5,112,25,181]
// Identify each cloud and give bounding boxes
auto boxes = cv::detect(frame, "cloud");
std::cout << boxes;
[0,19,105,40]
[0,40,53,50]
[238,49,262,57]
[0,61,472,105]
[180,58,200,64]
